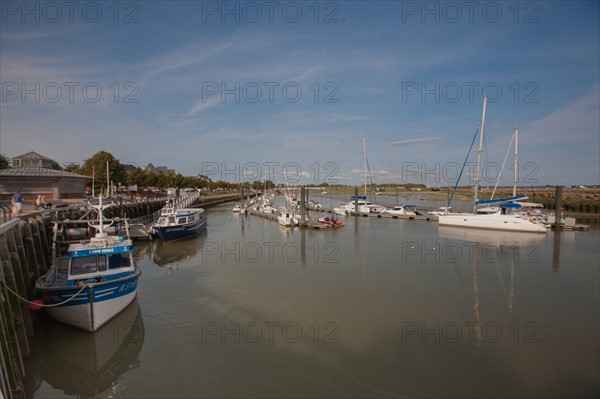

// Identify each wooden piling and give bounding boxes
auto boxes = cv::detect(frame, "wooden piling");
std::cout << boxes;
[300,186,306,226]
[555,186,563,229]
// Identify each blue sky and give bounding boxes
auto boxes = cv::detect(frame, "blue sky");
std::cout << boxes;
[1,1,598,186]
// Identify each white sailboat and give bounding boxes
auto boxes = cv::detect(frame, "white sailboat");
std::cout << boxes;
[342,136,386,215]
[438,98,548,233]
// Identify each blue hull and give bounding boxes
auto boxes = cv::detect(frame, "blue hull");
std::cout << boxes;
[154,218,207,242]
[36,271,140,331]
[37,272,140,307]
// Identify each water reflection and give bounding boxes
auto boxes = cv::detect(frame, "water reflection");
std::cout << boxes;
[33,300,144,397]
[145,230,208,269]
[552,230,561,272]
[437,226,550,348]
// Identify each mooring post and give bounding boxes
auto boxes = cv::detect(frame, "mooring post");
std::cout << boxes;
[305,187,309,207]
[240,189,244,208]
[555,185,563,229]
[300,186,306,226]
[119,197,123,218]
[354,187,359,216]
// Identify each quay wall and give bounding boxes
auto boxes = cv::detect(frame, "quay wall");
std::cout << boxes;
[0,197,167,399]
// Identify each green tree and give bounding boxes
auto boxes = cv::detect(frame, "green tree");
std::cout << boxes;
[49,160,62,170]
[81,151,126,193]
[64,163,83,174]
[0,153,9,169]
[126,167,146,187]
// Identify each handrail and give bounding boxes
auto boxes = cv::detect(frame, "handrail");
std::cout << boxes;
[0,205,12,223]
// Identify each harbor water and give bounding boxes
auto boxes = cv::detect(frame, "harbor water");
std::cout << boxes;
[23,202,599,398]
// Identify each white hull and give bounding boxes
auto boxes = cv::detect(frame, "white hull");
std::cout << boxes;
[438,213,548,233]
[360,205,386,213]
[385,207,416,216]
[278,213,298,226]
[44,290,138,332]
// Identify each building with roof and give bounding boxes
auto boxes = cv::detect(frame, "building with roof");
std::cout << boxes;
[144,163,175,175]
[0,168,91,201]
[11,151,57,169]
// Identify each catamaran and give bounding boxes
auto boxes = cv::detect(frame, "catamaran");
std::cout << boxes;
[438,98,548,233]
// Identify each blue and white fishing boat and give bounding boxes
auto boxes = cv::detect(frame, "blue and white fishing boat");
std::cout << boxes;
[35,196,141,332]
[150,205,207,241]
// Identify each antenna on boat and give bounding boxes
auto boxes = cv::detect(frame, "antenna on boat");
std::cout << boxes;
[87,194,116,239]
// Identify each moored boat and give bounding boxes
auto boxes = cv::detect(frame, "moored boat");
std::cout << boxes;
[316,215,344,227]
[150,206,207,242]
[437,98,547,234]
[35,196,141,332]
[278,211,299,227]
[385,205,417,216]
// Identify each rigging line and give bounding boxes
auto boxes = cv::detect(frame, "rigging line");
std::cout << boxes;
[448,127,480,208]
[490,131,516,200]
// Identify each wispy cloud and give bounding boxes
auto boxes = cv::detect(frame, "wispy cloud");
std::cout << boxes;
[185,97,221,116]
[386,137,443,146]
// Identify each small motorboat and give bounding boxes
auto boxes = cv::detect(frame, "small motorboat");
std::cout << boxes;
[316,216,344,227]
[385,205,417,216]
[150,205,207,242]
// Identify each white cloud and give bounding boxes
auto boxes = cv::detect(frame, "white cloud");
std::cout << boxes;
[386,137,443,146]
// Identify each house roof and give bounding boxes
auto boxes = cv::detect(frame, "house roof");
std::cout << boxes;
[0,167,90,179]
[12,151,54,161]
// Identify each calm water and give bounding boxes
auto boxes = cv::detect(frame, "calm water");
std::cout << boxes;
[25,200,599,398]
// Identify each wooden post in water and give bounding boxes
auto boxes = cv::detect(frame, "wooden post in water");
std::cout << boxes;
[240,189,244,208]
[300,186,306,226]
[555,186,563,229]
[354,187,359,216]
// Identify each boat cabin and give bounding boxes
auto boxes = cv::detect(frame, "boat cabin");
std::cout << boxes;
[46,238,134,287]
[157,209,203,227]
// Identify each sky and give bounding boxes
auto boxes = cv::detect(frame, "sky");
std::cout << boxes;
[1,0,598,186]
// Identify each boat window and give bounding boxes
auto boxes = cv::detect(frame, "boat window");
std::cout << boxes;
[98,255,108,272]
[178,217,187,224]
[55,258,70,279]
[158,217,167,226]
[70,256,97,275]
[108,253,131,269]
[168,216,175,224]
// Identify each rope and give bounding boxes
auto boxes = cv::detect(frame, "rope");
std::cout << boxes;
[0,280,89,308]
[448,127,480,208]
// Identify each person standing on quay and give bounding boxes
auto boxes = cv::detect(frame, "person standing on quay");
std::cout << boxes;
[12,190,23,215]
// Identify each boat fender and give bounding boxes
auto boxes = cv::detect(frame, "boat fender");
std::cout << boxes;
[28,299,44,311]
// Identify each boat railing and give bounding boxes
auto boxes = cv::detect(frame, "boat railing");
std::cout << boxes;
[130,192,201,225]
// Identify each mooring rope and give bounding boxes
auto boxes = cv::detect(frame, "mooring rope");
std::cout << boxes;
[0,280,89,308]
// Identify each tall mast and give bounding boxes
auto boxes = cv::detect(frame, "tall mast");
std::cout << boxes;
[513,128,519,197]
[106,160,110,196]
[474,97,487,213]
[363,135,367,197]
